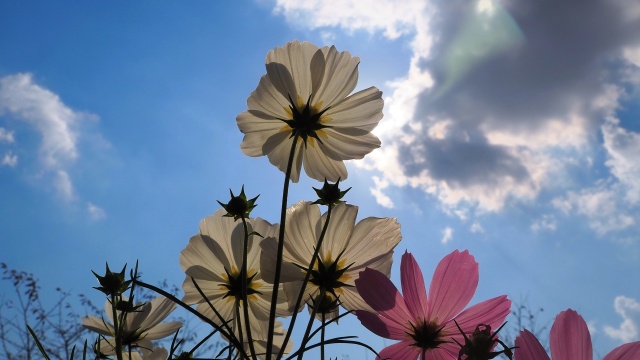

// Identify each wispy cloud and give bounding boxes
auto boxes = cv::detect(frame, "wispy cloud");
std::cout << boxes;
[1,151,17,167]
[272,0,640,236]
[0,128,15,143]
[87,202,107,221]
[0,73,106,217]
[604,295,640,343]
[441,226,454,244]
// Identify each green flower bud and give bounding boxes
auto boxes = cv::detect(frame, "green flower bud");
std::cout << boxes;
[312,179,350,206]
[91,263,131,296]
[217,185,258,221]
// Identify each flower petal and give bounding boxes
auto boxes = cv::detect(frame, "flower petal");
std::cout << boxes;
[604,341,640,360]
[266,41,319,101]
[515,329,550,360]
[443,295,511,347]
[144,321,182,340]
[427,250,479,322]
[400,252,429,321]
[320,128,381,161]
[377,340,420,360]
[313,46,360,107]
[302,139,347,182]
[356,268,415,329]
[326,86,383,131]
[550,309,592,360]
[319,202,357,261]
[355,310,408,340]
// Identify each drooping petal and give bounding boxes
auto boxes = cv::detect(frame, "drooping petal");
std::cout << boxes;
[514,329,550,360]
[302,139,347,182]
[377,340,421,360]
[141,297,177,329]
[356,268,415,326]
[427,250,479,322]
[82,315,114,336]
[355,310,409,340]
[144,321,182,340]
[603,342,640,360]
[399,252,429,321]
[550,309,592,360]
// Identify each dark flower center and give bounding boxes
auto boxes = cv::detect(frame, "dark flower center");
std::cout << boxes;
[409,321,448,350]
[308,258,352,293]
[281,94,331,145]
[221,269,260,300]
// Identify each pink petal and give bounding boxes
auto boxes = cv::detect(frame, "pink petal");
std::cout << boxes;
[515,329,550,360]
[604,342,640,360]
[355,310,408,340]
[447,295,511,333]
[356,268,415,331]
[400,252,429,320]
[442,295,511,349]
[427,250,479,322]
[377,340,420,360]
[550,309,592,360]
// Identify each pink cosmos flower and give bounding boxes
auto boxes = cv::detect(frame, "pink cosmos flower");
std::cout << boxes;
[515,309,640,360]
[355,250,511,359]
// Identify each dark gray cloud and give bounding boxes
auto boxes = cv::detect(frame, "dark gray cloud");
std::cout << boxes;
[394,0,640,199]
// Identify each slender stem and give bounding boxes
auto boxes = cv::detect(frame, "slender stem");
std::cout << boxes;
[240,217,257,360]
[110,294,123,360]
[278,203,333,359]
[297,289,326,360]
[266,135,299,359]
[321,313,326,360]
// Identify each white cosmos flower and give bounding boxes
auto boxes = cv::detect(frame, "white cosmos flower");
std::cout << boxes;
[260,201,401,319]
[237,40,383,183]
[82,296,181,353]
[179,209,291,349]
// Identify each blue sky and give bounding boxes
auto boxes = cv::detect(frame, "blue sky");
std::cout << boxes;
[1,0,640,358]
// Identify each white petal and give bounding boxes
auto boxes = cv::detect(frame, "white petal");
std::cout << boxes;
[319,202,357,261]
[263,132,303,182]
[302,141,348,182]
[82,315,114,336]
[320,129,381,161]
[314,46,360,107]
[141,296,177,329]
[246,74,290,118]
[342,217,401,269]
[266,41,319,101]
[143,321,182,340]
[326,86,383,131]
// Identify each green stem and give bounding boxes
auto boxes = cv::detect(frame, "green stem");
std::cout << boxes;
[110,294,123,360]
[266,135,299,359]
[241,217,258,360]
[278,203,333,359]
[321,313,326,360]
[297,288,326,360]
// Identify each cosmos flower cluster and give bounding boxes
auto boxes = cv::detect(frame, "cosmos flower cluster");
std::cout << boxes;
[75,40,640,360]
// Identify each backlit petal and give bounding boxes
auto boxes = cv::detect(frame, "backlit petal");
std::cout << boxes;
[377,340,420,360]
[604,342,640,360]
[427,250,478,321]
[356,268,415,326]
[550,309,592,360]
[515,330,550,360]
[400,252,429,320]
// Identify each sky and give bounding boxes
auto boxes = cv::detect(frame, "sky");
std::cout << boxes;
[1,0,640,358]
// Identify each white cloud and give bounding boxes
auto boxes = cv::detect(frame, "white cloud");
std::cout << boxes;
[0,127,15,143]
[272,0,640,232]
[54,170,75,202]
[604,296,640,343]
[531,214,557,233]
[1,151,18,167]
[470,221,484,233]
[602,118,640,204]
[441,226,454,244]
[87,202,106,220]
[553,183,634,236]
[0,73,98,201]
[273,0,426,40]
